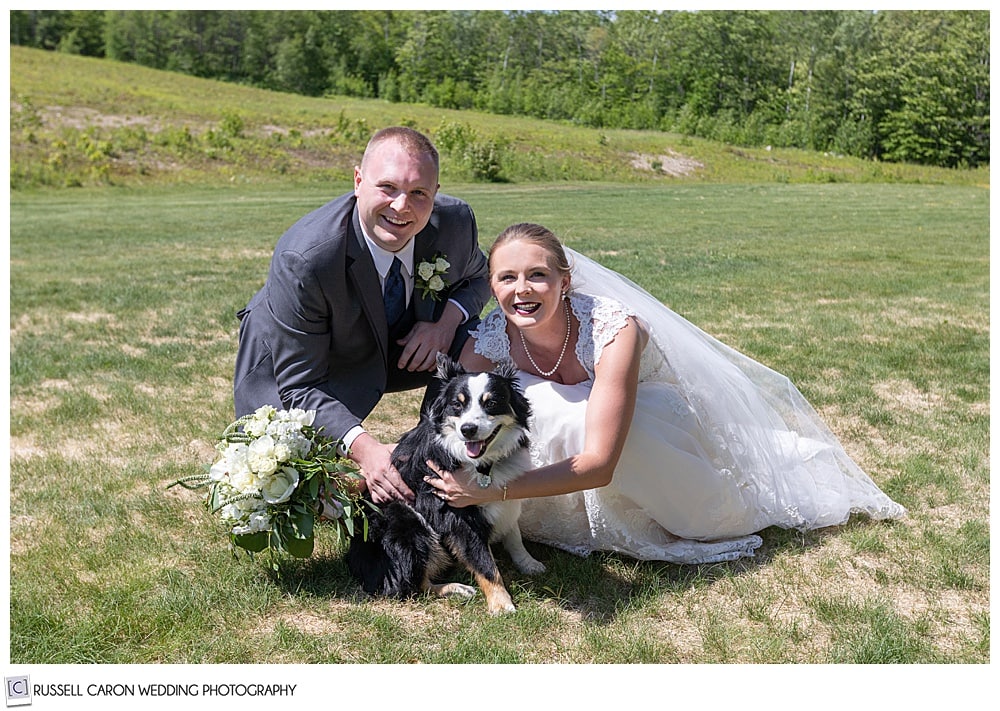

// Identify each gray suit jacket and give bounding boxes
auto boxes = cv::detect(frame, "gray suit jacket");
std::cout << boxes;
[233,191,489,441]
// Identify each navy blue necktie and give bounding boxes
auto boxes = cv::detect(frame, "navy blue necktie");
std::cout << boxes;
[383,257,406,328]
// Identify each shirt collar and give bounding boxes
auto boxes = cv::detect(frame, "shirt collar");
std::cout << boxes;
[359,226,415,279]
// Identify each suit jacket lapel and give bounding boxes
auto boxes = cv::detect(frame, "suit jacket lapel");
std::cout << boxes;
[412,224,440,322]
[349,207,390,362]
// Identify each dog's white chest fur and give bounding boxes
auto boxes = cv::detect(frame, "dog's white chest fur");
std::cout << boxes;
[438,371,545,577]
[475,448,533,541]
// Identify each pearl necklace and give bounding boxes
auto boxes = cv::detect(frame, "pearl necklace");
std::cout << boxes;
[519,298,571,377]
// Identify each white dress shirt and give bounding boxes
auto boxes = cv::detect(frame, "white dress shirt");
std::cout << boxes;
[339,228,468,455]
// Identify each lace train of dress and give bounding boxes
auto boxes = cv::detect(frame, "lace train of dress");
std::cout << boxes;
[472,248,905,565]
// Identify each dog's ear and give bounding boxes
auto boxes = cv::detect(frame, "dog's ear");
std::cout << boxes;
[508,375,532,427]
[493,358,519,382]
[435,352,466,381]
[493,359,531,424]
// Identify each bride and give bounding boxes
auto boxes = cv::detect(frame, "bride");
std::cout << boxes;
[424,223,905,564]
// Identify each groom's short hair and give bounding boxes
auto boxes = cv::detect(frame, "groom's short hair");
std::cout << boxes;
[363,126,440,175]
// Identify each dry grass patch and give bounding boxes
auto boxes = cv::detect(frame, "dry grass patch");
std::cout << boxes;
[873,379,947,414]
[276,610,346,637]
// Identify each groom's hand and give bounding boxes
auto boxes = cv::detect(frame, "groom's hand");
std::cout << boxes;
[396,302,464,372]
[349,433,414,504]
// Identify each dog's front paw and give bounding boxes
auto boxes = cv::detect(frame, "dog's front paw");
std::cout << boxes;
[483,582,516,614]
[488,600,517,615]
[514,556,547,575]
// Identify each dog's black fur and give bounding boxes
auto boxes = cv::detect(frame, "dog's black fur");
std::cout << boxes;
[346,355,544,613]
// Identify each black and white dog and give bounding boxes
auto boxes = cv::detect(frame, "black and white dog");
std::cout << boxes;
[346,354,545,614]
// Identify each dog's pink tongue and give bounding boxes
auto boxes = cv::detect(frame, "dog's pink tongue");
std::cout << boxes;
[465,440,486,458]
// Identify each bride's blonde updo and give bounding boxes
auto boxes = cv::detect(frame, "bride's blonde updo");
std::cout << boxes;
[489,223,572,285]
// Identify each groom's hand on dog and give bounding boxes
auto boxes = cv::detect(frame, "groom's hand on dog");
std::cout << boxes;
[350,433,415,504]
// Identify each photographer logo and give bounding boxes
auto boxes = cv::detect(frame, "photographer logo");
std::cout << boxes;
[5,677,31,707]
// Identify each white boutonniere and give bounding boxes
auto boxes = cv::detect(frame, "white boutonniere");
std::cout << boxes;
[415,253,450,301]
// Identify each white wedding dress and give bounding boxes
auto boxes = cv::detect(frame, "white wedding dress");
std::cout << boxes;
[472,248,905,564]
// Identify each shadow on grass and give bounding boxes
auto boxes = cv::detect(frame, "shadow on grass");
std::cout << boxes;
[266,515,897,624]
[519,517,904,625]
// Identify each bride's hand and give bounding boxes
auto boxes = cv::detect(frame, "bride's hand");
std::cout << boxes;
[423,461,493,508]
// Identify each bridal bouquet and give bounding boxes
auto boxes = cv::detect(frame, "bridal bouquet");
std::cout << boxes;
[171,405,371,560]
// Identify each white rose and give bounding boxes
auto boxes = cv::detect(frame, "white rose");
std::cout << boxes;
[272,440,292,462]
[261,466,300,504]
[427,275,445,292]
[248,435,278,476]
[244,420,266,437]
[435,257,450,272]
[253,457,278,478]
[417,261,436,281]
[244,406,274,436]
[265,419,291,438]
[211,443,250,482]
[286,409,315,427]
[228,465,260,494]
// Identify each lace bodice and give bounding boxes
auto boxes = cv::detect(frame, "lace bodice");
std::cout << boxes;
[473,292,663,381]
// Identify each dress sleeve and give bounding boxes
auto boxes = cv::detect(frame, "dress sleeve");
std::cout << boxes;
[471,306,511,363]
[570,293,636,378]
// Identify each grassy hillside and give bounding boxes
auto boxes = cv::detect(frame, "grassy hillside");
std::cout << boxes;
[10,46,990,189]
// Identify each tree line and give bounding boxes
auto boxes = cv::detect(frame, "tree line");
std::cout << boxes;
[10,9,989,169]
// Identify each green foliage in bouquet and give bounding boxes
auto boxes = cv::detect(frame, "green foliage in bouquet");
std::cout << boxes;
[170,406,374,564]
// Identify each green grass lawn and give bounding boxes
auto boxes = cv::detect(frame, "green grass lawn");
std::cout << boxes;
[8,180,989,667]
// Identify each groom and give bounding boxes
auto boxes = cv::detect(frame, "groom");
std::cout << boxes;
[233,126,490,504]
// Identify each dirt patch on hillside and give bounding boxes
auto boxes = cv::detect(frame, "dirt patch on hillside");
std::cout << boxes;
[28,104,166,132]
[630,150,704,177]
